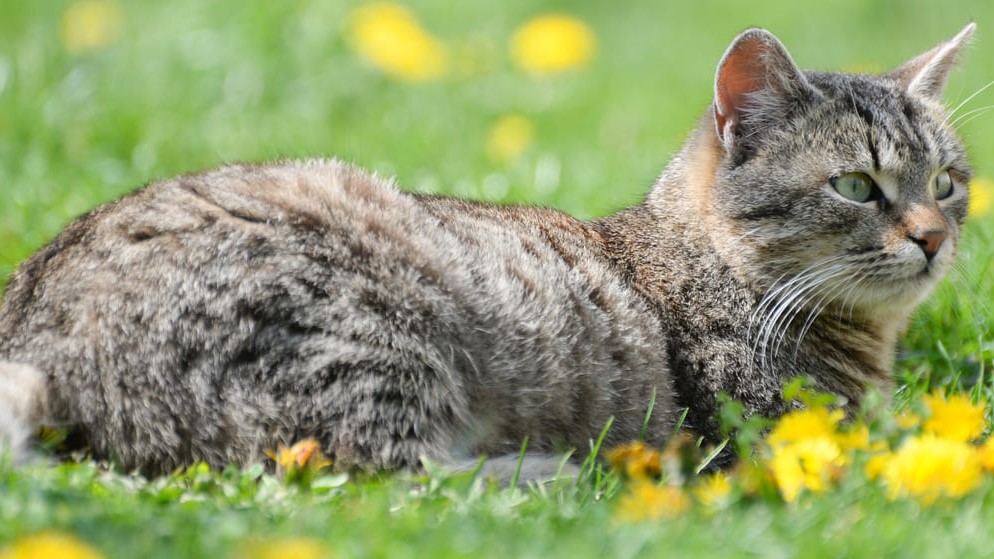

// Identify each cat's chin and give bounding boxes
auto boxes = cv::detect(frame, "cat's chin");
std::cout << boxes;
[851,264,947,316]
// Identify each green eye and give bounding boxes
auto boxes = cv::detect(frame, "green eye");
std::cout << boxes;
[830,172,876,203]
[934,171,953,200]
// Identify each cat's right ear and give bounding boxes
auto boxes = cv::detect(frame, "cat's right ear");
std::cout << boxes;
[713,29,817,157]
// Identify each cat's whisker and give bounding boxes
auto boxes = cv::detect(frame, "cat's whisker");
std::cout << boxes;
[792,268,864,357]
[946,263,994,326]
[842,272,870,326]
[768,265,852,364]
[732,226,765,244]
[758,262,850,369]
[750,257,850,348]
[749,257,850,365]
[945,77,994,124]
[951,106,994,130]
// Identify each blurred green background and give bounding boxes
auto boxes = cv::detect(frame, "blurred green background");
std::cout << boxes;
[0,0,992,286]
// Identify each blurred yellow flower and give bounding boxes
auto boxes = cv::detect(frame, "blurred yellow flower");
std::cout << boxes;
[969,177,993,217]
[267,438,332,473]
[692,472,733,510]
[768,437,846,502]
[59,0,122,55]
[615,482,690,522]
[836,423,870,452]
[510,14,595,75]
[347,2,447,82]
[606,440,662,481]
[864,452,891,480]
[734,462,778,498]
[922,392,986,442]
[485,115,535,164]
[879,434,982,504]
[240,538,331,559]
[0,531,104,559]
[978,437,994,472]
[766,407,844,448]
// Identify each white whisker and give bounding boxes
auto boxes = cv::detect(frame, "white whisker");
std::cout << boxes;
[946,78,994,124]
[768,265,850,363]
[951,106,994,130]
[749,256,852,372]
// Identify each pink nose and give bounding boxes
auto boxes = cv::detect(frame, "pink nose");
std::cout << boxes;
[909,229,946,261]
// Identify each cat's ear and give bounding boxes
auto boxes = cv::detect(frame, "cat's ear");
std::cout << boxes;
[886,22,975,100]
[713,29,816,156]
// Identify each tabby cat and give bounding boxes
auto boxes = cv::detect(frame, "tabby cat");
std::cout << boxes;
[0,24,976,481]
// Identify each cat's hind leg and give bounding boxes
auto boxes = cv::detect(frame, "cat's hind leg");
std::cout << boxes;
[0,362,47,464]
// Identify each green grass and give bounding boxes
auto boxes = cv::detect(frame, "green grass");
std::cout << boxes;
[2,1,994,557]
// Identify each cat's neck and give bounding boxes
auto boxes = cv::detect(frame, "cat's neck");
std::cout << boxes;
[596,113,907,404]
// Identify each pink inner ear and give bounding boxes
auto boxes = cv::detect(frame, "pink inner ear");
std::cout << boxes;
[715,40,766,139]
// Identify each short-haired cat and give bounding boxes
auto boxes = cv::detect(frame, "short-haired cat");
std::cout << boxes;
[0,24,976,481]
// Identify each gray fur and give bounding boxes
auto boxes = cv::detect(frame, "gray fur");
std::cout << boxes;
[0,25,975,480]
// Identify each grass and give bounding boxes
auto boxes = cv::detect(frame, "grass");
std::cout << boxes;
[2,1,994,557]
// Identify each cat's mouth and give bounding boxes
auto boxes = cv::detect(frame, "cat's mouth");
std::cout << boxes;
[855,259,946,310]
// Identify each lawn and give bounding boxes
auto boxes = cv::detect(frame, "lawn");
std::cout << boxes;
[2,1,994,557]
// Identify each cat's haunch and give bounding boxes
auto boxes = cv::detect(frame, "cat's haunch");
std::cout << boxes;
[0,24,976,482]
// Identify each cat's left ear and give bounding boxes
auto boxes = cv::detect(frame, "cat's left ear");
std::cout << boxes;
[886,22,975,100]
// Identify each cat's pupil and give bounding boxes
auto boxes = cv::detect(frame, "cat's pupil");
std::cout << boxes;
[934,171,954,200]
[831,172,875,203]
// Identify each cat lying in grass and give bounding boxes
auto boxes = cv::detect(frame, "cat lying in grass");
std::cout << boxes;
[0,24,976,482]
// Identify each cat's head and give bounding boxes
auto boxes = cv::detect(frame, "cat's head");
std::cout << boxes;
[696,24,975,321]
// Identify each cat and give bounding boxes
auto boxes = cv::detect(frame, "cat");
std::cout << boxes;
[0,23,976,482]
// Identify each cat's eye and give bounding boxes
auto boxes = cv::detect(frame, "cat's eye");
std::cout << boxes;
[830,172,878,204]
[933,171,954,200]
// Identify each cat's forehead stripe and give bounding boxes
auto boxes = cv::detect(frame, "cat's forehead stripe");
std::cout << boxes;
[814,73,949,179]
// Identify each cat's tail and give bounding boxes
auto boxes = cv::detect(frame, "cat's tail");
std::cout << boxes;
[0,362,47,464]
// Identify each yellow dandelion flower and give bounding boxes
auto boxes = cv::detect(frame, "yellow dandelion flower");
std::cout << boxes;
[969,177,993,218]
[836,422,870,452]
[485,115,535,164]
[864,452,891,480]
[240,538,331,559]
[922,392,986,442]
[615,482,690,522]
[510,14,595,75]
[692,472,733,510]
[880,434,983,505]
[606,441,662,481]
[0,531,104,559]
[978,438,994,473]
[734,461,778,498]
[59,0,122,55]
[766,407,844,448]
[768,438,846,502]
[267,438,332,473]
[346,2,447,82]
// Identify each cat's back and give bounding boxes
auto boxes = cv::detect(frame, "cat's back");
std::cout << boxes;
[0,159,673,471]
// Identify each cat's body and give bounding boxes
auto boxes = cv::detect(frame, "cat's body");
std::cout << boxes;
[0,161,675,473]
[0,25,976,480]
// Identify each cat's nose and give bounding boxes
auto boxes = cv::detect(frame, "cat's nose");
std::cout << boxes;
[908,229,946,261]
